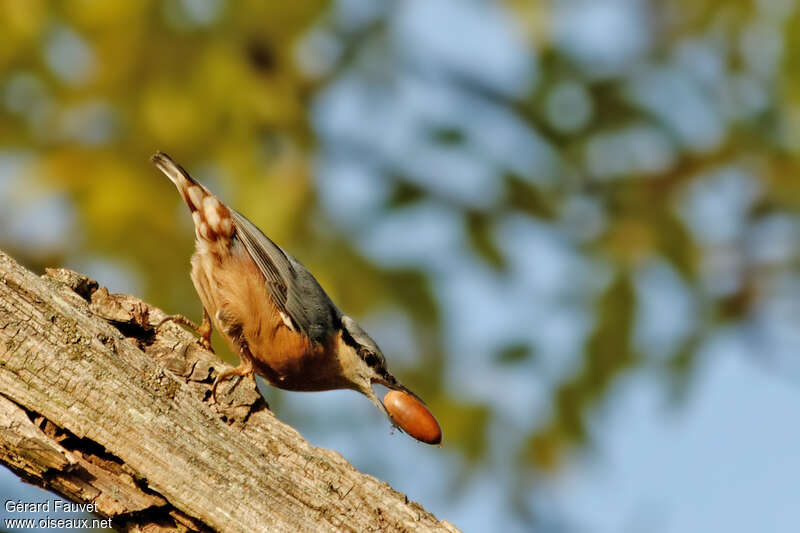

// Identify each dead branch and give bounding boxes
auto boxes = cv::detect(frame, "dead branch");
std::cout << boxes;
[0,250,458,533]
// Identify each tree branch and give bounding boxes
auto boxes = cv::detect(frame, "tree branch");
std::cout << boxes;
[0,250,458,533]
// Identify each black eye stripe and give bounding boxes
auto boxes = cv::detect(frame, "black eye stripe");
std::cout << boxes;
[340,320,383,367]
[340,327,359,349]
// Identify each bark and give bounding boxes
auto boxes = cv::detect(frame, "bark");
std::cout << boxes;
[0,250,459,533]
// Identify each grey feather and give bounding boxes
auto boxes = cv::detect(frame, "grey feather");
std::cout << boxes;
[230,210,338,344]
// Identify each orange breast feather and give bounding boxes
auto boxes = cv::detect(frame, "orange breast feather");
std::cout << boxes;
[193,242,342,391]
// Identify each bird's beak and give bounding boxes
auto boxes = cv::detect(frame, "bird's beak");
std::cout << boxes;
[361,383,391,418]
[371,375,427,405]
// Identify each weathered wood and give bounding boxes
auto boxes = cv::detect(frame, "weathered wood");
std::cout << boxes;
[0,250,459,533]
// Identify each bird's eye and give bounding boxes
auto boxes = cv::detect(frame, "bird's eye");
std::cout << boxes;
[363,352,379,367]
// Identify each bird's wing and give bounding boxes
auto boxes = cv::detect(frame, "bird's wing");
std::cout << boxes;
[230,210,335,343]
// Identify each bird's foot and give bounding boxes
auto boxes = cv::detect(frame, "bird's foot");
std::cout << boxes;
[156,313,214,353]
[211,365,254,404]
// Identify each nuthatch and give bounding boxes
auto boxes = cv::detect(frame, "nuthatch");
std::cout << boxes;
[152,152,440,443]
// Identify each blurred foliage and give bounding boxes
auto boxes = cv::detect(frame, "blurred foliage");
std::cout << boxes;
[527,272,636,470]
[1,0,800,530]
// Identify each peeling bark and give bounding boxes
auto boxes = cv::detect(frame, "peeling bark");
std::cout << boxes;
[0,250,459,533]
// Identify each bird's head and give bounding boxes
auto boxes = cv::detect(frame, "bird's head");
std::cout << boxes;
[334,315,419,419]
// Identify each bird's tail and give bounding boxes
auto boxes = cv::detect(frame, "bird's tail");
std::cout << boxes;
[151,151,234,243]
[151,151,207,213]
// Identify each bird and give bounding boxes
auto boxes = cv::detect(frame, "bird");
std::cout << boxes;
[151,151,426,429]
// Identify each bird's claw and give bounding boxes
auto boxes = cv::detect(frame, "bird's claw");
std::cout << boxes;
[156,314,199,332]
[198,337,214,352]
[157,313,215,354]
[210,370,246,404]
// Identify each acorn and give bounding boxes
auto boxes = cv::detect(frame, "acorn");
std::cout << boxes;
[383,390,442,445]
